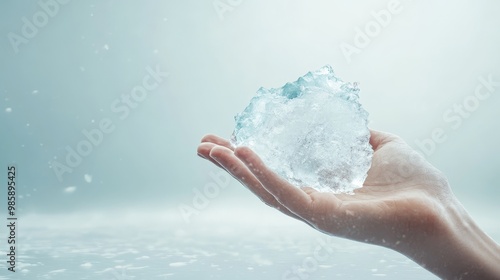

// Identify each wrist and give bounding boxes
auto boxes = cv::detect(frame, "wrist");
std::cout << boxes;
[399,195,500,279]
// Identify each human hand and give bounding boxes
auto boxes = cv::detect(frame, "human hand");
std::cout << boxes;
[197,130,500,279]
[197,130,448,244]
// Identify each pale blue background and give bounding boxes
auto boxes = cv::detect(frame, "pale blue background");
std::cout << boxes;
[0,1,499,279]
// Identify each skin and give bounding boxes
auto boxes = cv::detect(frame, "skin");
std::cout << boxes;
[197,130,500,279]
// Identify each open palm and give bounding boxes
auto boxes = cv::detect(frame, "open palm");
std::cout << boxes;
[198,130,500,279]
[197,130,452,248]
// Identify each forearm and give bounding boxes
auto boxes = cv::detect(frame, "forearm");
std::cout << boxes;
[400,196,500,279]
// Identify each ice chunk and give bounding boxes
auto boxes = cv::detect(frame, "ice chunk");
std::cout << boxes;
[231,65,372,193]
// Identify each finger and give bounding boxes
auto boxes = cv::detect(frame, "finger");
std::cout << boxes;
[234,146,314,219]
[200,134,234,150]
[368,129,398,150]
[209,146,306,221]
[197,142,224,169]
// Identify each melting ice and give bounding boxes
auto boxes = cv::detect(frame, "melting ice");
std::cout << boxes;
[231,65,373,193]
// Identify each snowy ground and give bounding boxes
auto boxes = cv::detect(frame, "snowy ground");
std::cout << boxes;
[1,204,497,280]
